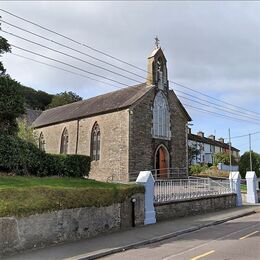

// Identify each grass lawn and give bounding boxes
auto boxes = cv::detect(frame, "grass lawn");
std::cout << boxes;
[240,183,247,192]
[0,176,144,218]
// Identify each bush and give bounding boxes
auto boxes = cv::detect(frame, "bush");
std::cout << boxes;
[50,154,91,178]
[0,134,91,177]
[189,164,208,175]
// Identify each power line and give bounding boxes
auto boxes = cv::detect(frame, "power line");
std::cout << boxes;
[1,8,259,117]
[174,88,260,120]
[177,94,260,123]
[11,44,134,86]
[1,30,143,84]
[5,28,260,122]
[0,19,146,79]
[224,131,260,140]
[10,46,260,127]
[0,8,147,73]
[171,80,260,117]
[11,52,120,89]
[182,103,260,126]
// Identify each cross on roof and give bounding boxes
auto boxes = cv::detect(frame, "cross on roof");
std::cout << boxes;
[154,36,160,48]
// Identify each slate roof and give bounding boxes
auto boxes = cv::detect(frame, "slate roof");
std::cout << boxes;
[33,83,151,128]
[19,109,42,126]
[188,133,240,152]
[33,83,192,128]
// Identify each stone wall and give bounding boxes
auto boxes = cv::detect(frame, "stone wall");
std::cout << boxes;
[35,109,129,182]
[155,194,236,221]
[0,193,144,257]
[129,88,189,181]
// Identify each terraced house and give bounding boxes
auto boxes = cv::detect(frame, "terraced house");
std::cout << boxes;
[188,129,240,165]
[33,47,192,182]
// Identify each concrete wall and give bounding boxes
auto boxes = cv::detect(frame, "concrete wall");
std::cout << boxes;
[155,194,236,221]
[0,193,144,257]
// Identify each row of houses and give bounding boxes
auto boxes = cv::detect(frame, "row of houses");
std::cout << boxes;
[188,129,240,165]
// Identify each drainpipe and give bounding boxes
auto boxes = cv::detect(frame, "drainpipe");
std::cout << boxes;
[75,119,80,154]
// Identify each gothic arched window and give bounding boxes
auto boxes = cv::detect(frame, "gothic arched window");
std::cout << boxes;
[153,91,170,139]
[91,122,101,161]
[60,128,69,154]
[39,132,45,151]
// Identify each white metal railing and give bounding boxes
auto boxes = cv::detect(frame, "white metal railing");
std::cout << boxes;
[129,168,188,181]
[154,177,233,203]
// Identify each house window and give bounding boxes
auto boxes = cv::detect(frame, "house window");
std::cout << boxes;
[153,91,170,139]
[39,132,45,151]
[60,128,69,154]
[91,122,101,161]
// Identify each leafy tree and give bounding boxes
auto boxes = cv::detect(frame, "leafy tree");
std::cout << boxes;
[18,120,37,145]
[0,19,11,76]
[0,39,11,76]
[239,151,260,178]
[48,91,82,108]
[0,76,25,135]
[188,144,200,166]
[213,152,237,166]
[21,86,53,110]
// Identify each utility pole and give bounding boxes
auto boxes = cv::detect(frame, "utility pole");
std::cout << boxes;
[249,133,253,171]
[228,128,232,172]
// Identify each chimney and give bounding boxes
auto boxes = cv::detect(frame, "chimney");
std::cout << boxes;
[197,131,204,138]
[208,135,215,140]
[218,138,224,143]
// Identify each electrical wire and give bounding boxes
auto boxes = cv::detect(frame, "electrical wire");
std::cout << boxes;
[1,8,260,117]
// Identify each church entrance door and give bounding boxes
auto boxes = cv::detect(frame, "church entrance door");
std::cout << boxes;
[155,145,169,178]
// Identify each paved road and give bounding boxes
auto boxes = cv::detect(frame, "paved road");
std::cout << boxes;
[103,213,260,260]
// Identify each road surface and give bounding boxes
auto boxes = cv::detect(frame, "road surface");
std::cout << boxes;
[103,212,260,260]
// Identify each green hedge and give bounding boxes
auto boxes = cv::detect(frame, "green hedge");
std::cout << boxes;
[0,134,90,177]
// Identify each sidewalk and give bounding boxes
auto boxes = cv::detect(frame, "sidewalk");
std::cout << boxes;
[6,205,260,260]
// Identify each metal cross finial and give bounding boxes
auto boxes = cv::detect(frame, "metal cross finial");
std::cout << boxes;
[155,36,160,48]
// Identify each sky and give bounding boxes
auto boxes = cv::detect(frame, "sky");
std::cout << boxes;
[0,1,259,154]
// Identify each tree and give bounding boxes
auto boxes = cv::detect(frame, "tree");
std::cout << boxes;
[188,144,200,166]
[48,91,82,108]
[17,120,37,145]
[213,152,237,166]
[239,151,260,178]
[0,76,25,135]
[0,19,11,76]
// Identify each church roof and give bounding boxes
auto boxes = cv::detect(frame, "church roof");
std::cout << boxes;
[33,83,152,128]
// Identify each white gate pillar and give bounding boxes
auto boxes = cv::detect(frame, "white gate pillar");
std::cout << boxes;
[136,171,156,225]
[229,171,242,207]
[246,171,258,204]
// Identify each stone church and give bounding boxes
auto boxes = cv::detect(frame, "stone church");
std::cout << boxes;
[33,47,192,182]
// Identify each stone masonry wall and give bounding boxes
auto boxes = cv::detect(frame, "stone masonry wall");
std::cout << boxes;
[0,193,144,257]
[128,87,189,181]
[35,109,129,182]
[155,194,236,221]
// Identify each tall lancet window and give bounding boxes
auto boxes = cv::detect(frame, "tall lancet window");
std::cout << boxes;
[39,132,45,151]
[91,122,101,161]
[60,128,69,154]
[153,91,171,139]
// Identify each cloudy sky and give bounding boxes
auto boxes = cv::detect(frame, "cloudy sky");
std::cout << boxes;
[1,1,259,154]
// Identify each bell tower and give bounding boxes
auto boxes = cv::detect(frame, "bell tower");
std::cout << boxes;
[147,37,169,92]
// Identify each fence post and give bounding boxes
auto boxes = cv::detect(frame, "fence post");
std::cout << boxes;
[229,172,242,207]
[136,171,156,225]
[246,171,258,204]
